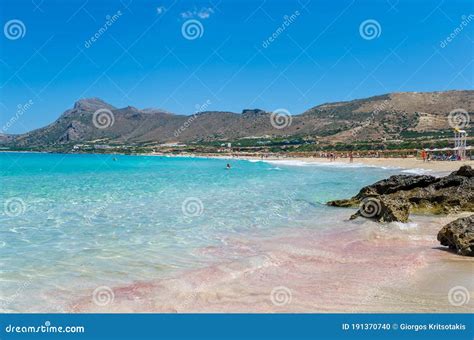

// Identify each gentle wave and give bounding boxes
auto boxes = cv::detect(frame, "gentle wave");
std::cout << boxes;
[0,153,405,312]
[262,159,393,169]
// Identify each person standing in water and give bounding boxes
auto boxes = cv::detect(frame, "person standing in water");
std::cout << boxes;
[226,163,231,169]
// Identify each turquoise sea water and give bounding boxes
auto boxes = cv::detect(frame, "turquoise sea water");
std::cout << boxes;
[0,153,402,312]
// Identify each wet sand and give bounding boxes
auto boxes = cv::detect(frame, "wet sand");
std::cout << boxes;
[159,153,474,174]
[69,213,473,313]
[287,157,474,173]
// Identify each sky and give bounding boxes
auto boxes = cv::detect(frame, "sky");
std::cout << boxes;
[0,0,473,134]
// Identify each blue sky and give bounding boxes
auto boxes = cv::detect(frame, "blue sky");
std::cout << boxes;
[0,0,473,134]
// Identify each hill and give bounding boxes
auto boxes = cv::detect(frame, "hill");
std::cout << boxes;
[2,90,473,152]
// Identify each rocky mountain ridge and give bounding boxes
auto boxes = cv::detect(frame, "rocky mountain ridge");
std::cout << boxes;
[2,90,473,148]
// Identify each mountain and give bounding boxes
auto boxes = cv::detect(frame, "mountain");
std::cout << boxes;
[2,90,473,150]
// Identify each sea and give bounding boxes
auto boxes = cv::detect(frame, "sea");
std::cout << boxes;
[3,152,469,313]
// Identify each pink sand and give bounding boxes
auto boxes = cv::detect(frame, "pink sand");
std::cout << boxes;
[67,214,474,313]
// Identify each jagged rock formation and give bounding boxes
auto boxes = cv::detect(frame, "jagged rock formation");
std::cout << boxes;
[437,215,474,256]
[328,166,474,223]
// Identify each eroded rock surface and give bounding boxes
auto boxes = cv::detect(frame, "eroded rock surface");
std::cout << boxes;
[437,215,474,256]
[328,165,474,223]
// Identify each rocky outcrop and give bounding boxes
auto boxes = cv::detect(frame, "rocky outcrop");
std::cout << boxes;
[437,215,474,256]
[349,197,411,223]
[58,121,87,143]
[328,165,474,223]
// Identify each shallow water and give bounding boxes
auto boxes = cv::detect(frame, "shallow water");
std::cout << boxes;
[69,214,474,313]
[0,153,470,312]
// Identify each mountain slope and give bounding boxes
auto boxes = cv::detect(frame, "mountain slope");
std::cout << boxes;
[3,90,473,148]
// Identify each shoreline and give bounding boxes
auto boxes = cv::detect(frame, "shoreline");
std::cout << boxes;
[158,153,474,175]
[68,213,473,313]
[1,153,472,313]
[2,150,472,174]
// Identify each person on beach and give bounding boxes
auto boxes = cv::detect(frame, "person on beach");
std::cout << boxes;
[349,152,353,163]
[421,150,427,162]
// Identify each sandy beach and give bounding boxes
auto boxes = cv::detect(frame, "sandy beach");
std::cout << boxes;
[69,212,473,313]
[2,153,472,314]
[3,1,473,337]
[180,154,474,174]
[287,157,474,173]
[64,155,472,313]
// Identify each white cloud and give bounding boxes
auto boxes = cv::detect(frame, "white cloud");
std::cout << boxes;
[156,6,166,14]
[180,10,193,19]
[180,7,214,20]
[197,7,214,19]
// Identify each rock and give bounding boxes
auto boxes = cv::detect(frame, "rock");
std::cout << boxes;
[327,174,438,209]
[410,166,474,213]
[327,198,358,208]
[328,165,474,222]
[58,121,87,143]
[349,197,411,223]
[437,215,474,256]
[378,197,411,223]
[73,98,115,112]
[242,109,266,116]
[355,174,437,198]
[452,165,474,178]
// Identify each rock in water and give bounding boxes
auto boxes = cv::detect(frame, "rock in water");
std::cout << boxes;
[350,197,411,223]
[437,215,474,256]
[355,174,437,197]
[327,165,474,222]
